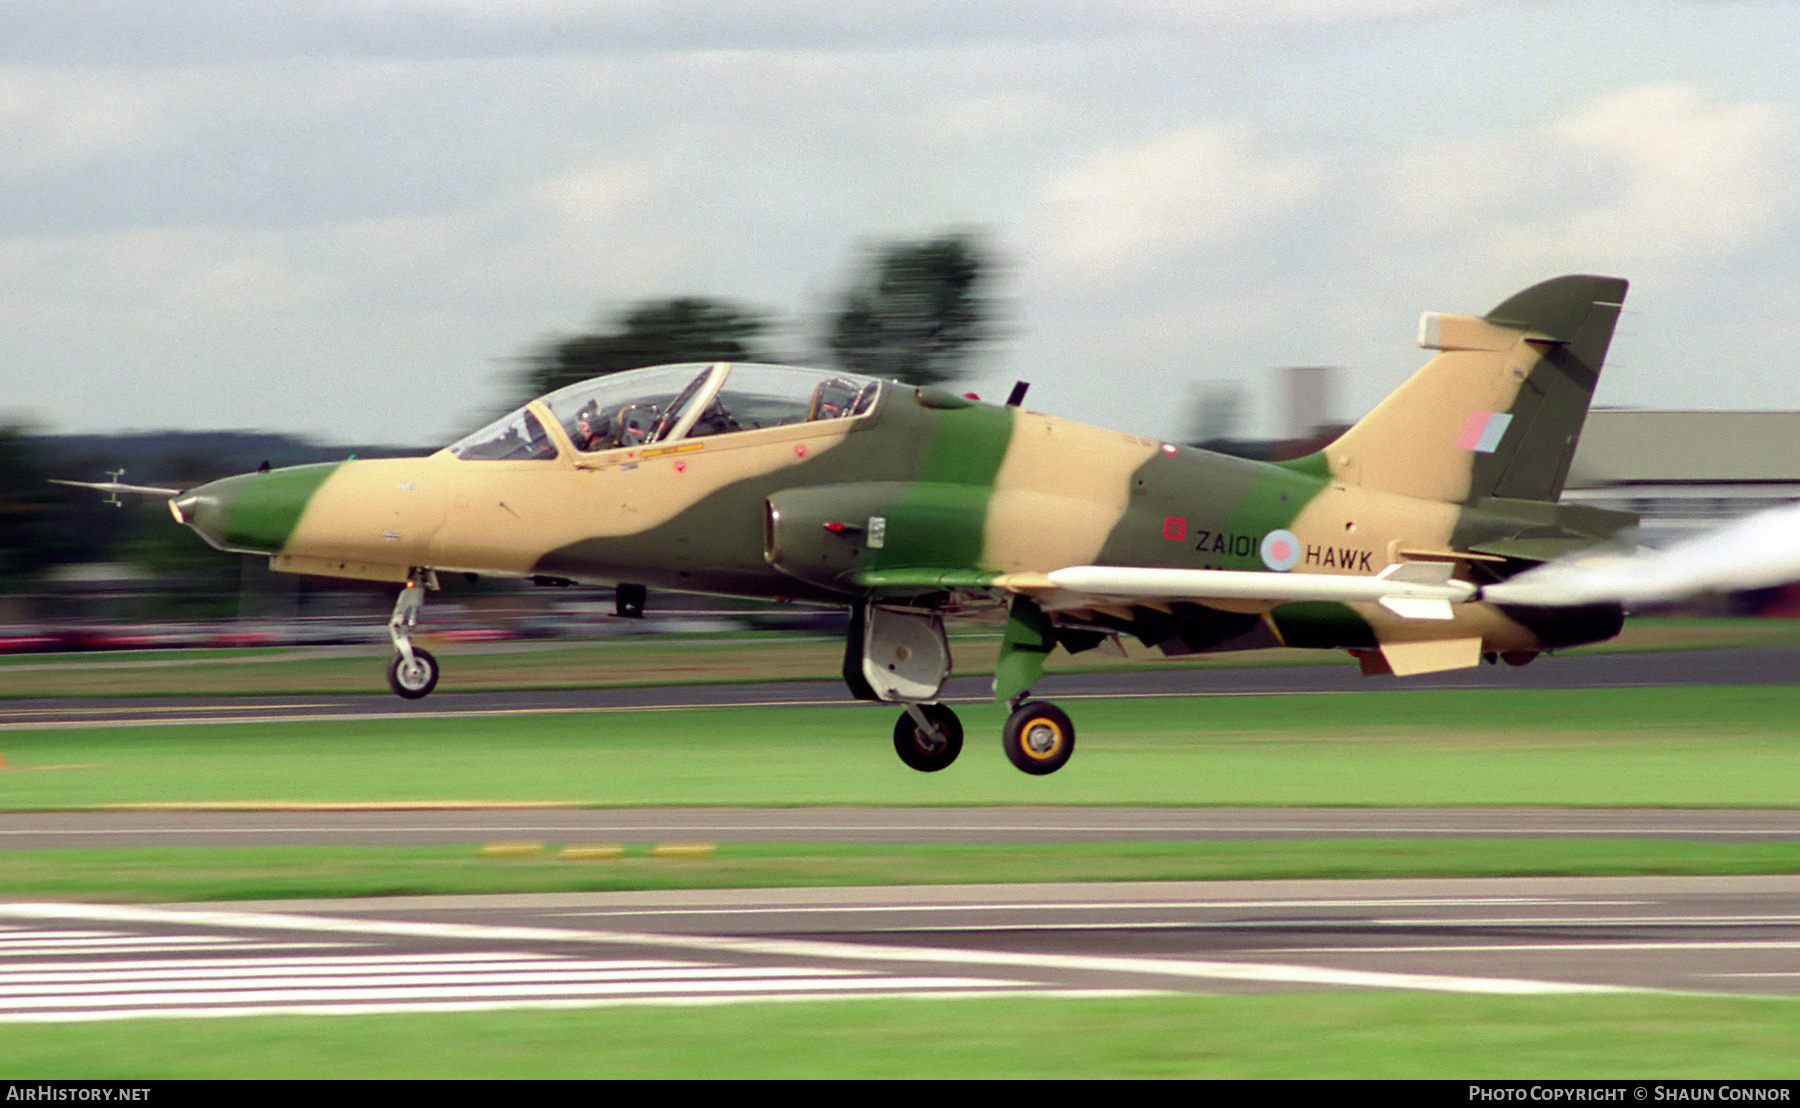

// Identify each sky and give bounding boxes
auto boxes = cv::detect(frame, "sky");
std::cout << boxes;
[3,0,1798,450]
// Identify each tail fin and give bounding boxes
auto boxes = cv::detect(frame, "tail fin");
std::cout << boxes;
[1320,275,1627,505]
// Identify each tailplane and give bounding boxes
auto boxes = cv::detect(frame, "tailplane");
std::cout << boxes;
[1319,275,1628,506]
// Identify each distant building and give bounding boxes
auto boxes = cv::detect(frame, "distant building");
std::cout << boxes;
[1565,411,1800,544]
[1284,366,1336,441]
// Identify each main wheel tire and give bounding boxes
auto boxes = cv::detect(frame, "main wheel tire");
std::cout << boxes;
[387,648,439,700]
[893,703,963,772]
[1002,701,1074,775]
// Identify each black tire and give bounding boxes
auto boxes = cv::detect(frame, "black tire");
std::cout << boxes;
[1002,701,1074,775]
[893,703,963,772]
[387,648,439,700]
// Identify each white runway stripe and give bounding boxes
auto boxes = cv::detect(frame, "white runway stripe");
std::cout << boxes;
[0,953,685,981]
[0,962,866,998]
[0,900,1624,998]
[4,988,1142,1024]
[0,953,1043,1021]
[0,934,325,951]
[0,925,354,958]
[0,909,1073,1021]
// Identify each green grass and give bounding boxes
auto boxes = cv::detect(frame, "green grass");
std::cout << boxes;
[5,686,1800,809]
[5,676,1800,1077]
[5,993,1800,1078]
[4,683,1800,900]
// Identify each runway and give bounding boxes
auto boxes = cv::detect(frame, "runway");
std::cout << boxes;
[5,805,1800,849]
[6,875,1800,1021]
[4,648,1798,1020]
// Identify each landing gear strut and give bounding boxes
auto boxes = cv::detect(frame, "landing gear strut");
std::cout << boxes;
[385,570,439,700]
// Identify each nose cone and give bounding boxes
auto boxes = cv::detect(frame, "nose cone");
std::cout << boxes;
[170,485,231,550]
[171,464,341,555]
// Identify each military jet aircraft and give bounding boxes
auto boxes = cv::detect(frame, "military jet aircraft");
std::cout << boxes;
[88,274,1635,775]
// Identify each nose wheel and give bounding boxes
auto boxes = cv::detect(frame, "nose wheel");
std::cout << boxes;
[385,570,441,699]
[387,648,439,699]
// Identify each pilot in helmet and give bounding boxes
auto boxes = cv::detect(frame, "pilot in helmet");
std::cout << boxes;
[574,402,616,451]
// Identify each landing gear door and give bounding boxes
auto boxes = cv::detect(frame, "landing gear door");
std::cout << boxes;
[857,604,950,703]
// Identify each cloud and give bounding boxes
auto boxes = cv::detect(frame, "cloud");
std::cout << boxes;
[0,69,168,175]
[1028,125,1324,290]
[1377,81,1798,277]
[1542,82,1794,257]
[0,1,1486,67]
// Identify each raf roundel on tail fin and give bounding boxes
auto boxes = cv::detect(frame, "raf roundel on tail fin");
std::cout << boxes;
[1318,275,1628,506]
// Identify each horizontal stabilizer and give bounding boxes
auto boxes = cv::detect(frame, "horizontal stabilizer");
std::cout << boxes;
[1374,637,1483,676]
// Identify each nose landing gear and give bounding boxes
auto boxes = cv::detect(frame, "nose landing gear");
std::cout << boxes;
[387,648,439,699]
[385,570,440,700]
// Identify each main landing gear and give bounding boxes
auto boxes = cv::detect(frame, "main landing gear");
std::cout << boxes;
[1000,700,1074,776]
[893,703,963,772]
[852,601,1077,776]
[888,698,1077,776]
[385,570,439,700]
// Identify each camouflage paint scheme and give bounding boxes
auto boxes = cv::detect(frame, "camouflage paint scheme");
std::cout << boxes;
[169,275,1633,767]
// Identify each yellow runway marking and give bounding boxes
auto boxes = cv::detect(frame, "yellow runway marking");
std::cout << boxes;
[101,800,579,811]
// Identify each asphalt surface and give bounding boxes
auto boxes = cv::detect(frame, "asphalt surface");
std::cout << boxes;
[3,646,1798,1016]
[7,876,1800,1020]
[5,805,1800,850]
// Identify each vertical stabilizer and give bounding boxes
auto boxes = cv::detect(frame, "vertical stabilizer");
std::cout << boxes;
[1321,275,1628,505]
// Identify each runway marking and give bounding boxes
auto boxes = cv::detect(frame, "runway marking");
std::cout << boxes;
[90,801,576,812]
[0,935,344,955]
[0,913,1081,1021]
[0,902,1629,1000]
[1361,914,1800,927]
[1268,941,1800,954]
[548,896,1587,920]
[0,952,670,979]
[0,923,355,957]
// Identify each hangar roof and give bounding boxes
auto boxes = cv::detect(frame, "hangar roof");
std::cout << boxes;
[1568,411,1800,486]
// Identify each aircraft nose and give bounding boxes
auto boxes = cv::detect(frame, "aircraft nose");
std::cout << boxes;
[170,486,229,550]
[168,464,336,555]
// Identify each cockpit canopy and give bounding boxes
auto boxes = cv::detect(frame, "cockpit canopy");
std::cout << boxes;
[447,363,880,461]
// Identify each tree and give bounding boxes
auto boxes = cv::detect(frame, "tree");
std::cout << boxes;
[826,232,997,387]
[0,427,74,587]
[521,298,774,398]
